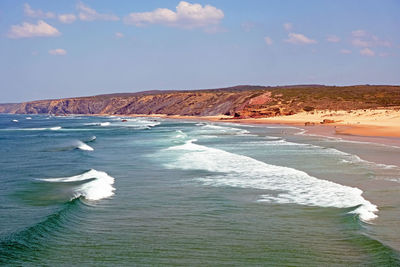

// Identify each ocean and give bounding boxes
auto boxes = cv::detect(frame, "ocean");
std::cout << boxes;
[0,114,399,266]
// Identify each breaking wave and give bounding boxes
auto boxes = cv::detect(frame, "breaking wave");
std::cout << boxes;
[76,141,94,151]
[9,126,63,131]
[163,139,378,222]
[85,122,110,126]
[198,124,254,136]
[244,138,400,170]
[38,169,115,201]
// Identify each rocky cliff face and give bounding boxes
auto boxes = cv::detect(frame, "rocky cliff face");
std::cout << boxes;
[1,85,400,118]
[0,87,265,116]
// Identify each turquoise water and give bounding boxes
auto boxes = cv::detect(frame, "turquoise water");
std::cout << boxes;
[0,114,399,266]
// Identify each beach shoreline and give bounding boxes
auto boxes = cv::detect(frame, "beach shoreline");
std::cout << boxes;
[15,107,399,148]
[118,109,400,148]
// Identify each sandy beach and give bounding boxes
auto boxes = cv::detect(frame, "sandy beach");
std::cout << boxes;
[216,109,400,147]
[132,108,400,148]
[84,108,400,148]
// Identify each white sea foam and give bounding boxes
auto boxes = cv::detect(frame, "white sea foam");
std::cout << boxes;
[175,130,187,139]
[88,118,160,129]
[39,169,115,200]
[296,128,400,149]
[163,140,378,222]
[244,138,400,170]
[9,126,63,131]
[26,117,32,120]
[315,145,400,170]
[86,136,97,142]
[200,124,254,136]
[76,141,94,151]
[110,116,122,120]
[264,136,282,140]
[85,122,111,126]
[120,118,161,129]
[12,119,19,122]
[385,178,400,183]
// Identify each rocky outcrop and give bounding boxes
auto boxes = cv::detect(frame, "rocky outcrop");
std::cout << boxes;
[0,86,265,116]
[1,85,400,118]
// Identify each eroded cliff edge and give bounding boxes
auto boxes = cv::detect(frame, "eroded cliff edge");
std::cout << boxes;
[1,85,400,118]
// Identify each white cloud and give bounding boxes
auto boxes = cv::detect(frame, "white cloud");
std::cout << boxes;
[285,32,316,44]
[371,35,392,47]
[124,1,224,30]
[24,3,55,19]
[49,48,67,56]
[360,48,375,56]
[352,29,367,37]
[115,32,124,38]
[352,38,370,47]
[264,36,273,45]
[340,49,352,54]
[283,22,292,31]
[326,35,340,43]
[351,30,392,48]
[58,14,76,24]
[77,2,119,21]
[8,20,60,39]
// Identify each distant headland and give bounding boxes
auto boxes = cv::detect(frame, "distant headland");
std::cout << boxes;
[1,84,400,139]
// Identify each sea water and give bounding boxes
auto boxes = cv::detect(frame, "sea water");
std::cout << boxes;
[0,114,399,265]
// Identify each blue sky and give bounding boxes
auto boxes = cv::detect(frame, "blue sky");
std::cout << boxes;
[0,0,399,102]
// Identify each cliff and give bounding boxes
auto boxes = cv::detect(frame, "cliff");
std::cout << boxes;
[1,85,400,118]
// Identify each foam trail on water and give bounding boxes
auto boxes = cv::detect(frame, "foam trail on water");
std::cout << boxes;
[120,118,161,129]
[39,169,115,200]
[6,126,63,131]
[164,140,378,222]
[86,118,160,129]
[200,124,254,136]
[246,138,400,170]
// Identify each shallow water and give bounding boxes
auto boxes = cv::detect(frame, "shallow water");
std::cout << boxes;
[0,114,399,265]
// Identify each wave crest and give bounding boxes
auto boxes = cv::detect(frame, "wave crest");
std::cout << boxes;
[39,169,115,201]
[163,140,378,222]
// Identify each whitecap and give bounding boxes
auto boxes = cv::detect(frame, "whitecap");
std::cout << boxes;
[84,122,111,127]
[200,124,254,136]
[175,130,187,139]
[39,169,115,201]
[244,139,400,170]
[76,141,94,151]
[117,118,161,129]
[163,140,378,222]
[86,136,97,142]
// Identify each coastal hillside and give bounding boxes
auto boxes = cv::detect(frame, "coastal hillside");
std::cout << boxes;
[1,85,400,118]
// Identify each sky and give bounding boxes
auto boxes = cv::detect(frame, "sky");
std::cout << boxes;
[0,0,399,102]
